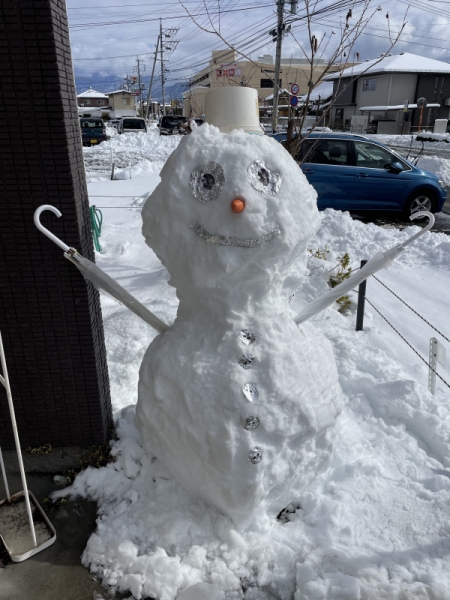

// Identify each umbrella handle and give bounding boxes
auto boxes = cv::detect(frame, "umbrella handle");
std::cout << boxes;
[34,205,70,252]
[399,210,435,250]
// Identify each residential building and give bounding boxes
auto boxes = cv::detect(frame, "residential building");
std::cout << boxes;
[107,90,135,117]
[326,53,450,133]
[77,87,109,108]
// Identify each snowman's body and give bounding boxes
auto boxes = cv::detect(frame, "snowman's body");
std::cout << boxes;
[136,125,342,527]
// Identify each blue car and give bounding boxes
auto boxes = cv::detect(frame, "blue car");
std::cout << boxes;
[275,133,446,219]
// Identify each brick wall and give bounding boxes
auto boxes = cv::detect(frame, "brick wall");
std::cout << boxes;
[0,0,112,449]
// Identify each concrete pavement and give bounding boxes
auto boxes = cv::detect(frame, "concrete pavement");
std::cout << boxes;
[0,473,127,600]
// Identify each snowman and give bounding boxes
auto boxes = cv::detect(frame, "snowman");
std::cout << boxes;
[135,88,344,528]
[34,88,431,529]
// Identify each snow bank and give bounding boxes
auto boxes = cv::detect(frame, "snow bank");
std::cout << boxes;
[416,156,450,186]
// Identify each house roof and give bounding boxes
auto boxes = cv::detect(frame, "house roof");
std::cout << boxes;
[299,82,333,101]
[108,90,133,95]
[77,87,108,98]
[359,103,441,112]
[326,53,450,80]
[264,88,290,101]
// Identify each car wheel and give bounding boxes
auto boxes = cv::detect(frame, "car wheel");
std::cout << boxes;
[403,191,435,221]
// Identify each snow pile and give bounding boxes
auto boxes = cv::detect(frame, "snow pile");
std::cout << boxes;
[51,130,450,599]
[416,156,450,186]
[371,133,450,154]
[417,132,450,143]
[83,127,181,182]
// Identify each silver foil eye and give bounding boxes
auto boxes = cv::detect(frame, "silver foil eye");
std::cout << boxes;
[248,446,263,464]
[239,329,255,345]
[239,354,255,369]
[190,161,225,202]
[244,416,260,430]
[243,383,258,402]
[247,159,282,196]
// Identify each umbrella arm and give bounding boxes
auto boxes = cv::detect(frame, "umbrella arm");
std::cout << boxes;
[65,249,169,334]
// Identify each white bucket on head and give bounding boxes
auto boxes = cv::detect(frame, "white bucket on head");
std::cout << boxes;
[205,87,262,135]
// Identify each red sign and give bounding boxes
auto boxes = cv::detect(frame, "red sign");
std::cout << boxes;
[291,83,299,95]
[132,92,140,96]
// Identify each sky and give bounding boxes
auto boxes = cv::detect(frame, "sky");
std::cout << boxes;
[68,0,450,97]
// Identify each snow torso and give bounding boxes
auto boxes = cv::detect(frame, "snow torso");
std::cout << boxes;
[135,125,343,527]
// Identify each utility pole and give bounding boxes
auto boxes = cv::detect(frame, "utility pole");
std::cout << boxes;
[160,19,166,116]
[271,0,284,134]
[134,57,145,116]
[157,21,179,118]
[146,35,160,121]
[271,0,296,133]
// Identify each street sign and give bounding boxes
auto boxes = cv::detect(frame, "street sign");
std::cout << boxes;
[290,96,299,107]
[291,83,299,95]
[417,97,427,108]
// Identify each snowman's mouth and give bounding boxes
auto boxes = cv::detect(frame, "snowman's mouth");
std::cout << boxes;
[189,221,282,248]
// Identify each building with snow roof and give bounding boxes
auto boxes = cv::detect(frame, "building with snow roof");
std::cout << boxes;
[107,90,135,117]
[326,53,450,133]
[77,87,109,108]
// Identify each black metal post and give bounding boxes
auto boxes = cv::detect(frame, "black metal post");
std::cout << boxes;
[356,260,368,331]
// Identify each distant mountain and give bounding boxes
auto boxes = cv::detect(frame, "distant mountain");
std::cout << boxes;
[74,70,187,102]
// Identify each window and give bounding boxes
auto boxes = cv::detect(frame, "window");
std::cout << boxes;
[122,98,129,105]
[297,139,349,165]
[362,78,377,91]
[354,141,408,170]
[81,120,103,128]
[260,78,282,88]
[97,99,104,105]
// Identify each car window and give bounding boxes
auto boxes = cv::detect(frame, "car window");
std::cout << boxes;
[81,120,103,128]
[161,117,186,127]
[122,119,146,129]
[298,139,350,165]
[354,141,400,169]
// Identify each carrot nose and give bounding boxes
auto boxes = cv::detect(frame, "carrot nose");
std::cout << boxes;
[231,198,245,213]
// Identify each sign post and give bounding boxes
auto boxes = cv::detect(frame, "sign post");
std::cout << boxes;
[400,100,409,135]
[417,97,427,133]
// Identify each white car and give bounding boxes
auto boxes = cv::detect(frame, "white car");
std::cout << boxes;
[118,117,147,134]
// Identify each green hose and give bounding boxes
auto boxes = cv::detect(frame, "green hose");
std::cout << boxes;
[90,205,103,252]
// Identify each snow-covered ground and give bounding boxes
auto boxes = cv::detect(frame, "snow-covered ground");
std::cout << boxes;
[55,129,450,600]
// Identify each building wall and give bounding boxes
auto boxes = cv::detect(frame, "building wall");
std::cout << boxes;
[182,87,208,118]
[355,73,391,107]
[0,0,112,449]
[388,73,417,106]
[414,74,450,126]
[109,93,133,110]
[189,50,342,104]
[77,97,109,107]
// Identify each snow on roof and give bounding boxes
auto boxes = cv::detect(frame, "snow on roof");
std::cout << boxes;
[326,53,450,80]
[264,88,290,101]
[108,89,133,95]
[299,82,333,101]
[77,87,108,98]
[359,103,441,111]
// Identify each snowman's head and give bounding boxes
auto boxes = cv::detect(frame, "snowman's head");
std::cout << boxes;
[142,125,319,296]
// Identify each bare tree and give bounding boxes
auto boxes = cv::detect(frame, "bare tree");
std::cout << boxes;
[180,0,407,159]
[285,0,408,159]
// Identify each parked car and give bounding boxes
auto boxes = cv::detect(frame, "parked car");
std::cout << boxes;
[80,118,108,146]
[276,132,446,219]
[117,117,147,134]
[158,115,189,135]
